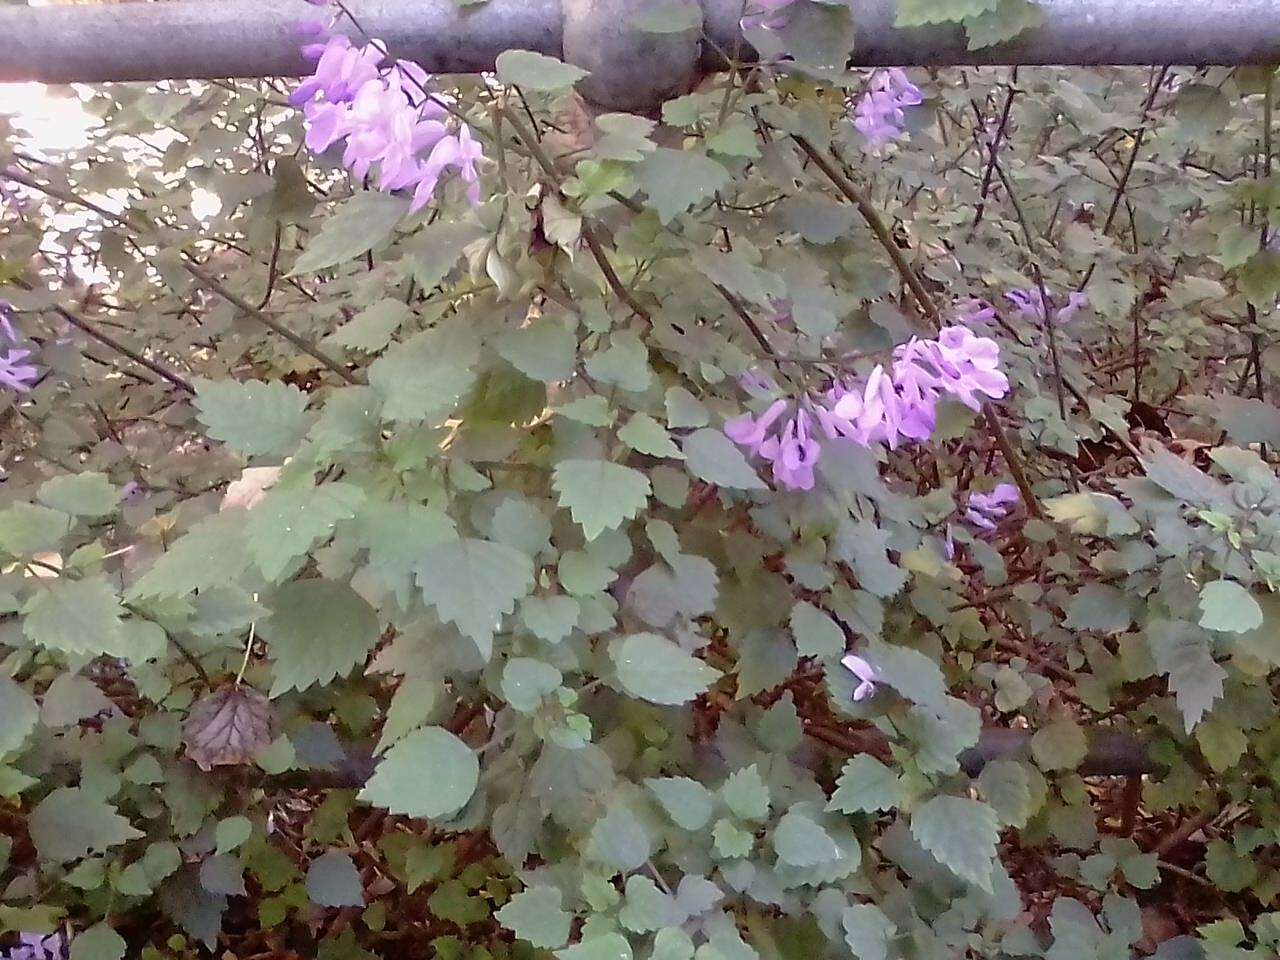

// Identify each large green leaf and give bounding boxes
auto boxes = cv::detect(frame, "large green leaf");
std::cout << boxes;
[0,675,38,757]
[247,481,365,582]
[290,191,408,275]
[22,577,125,656]
[1198,579,1264,634]
[497,885,573,949]
[416,538,534,656]
[29,787,142,862]
[1146,619,1227,733]
[193,378,310,457]
[361,726,478,819]
[369,326,480,424]
[611,633,720,705]
[553,459,651,540]
[260,579,381,696]
[910,795,1000,892]
[633,148,730,224]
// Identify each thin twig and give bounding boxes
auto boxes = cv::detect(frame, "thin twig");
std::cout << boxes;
[182,260,360,384]
[48,302,196,393]
[967,74,1019,239]
[499,104,651,321]
[791,133,1045,515]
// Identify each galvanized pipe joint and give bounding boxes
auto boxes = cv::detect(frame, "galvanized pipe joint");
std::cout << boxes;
[6,0,1280,112]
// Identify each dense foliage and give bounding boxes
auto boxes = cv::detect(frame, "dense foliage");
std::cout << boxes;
[3,0,1280,957]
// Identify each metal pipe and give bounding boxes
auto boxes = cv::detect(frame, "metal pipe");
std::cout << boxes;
[2,0,1280,94]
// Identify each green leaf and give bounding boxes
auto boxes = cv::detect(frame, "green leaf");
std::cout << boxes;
[37,473,117,518]
[496,319,577,383]
[70,924,127,960]
[977,760,1035,828]
[376,678,441,755]
[683,428,768,490]
[497,885,573,949]
[519,595,580,643]
[720,764,770,821]
[0,502,71,556]
[248,482,365,582]
[194,378,309,458]
[711,818,754,858]
[326,298,412,353]
[633,148,730,224]
[827,755,902,813]
[612,632,720,705]
[260,579,381,696]
[584,331,652,392]
[1031,719,1089,771]
[618,875,683,932]
[29,787,142,862]
[0,675,38,757]
[1147,619,1227,733]
[306,851,364,907]
[360,726,479,820]
[842,904,897,960]
[773,810,840,867]
[290,191,408,275]
[215,816,252,855]
[587,805,652,873]
[1199,580,1264,633]
[963,0,1044,49]
[869,642,947,707]
[790,601,845,658]
[416,538,534,656]
[127,511,250,600]
[1064,583,1133,634]
[618,414,684,459]
[501,657,563,711]
[645,776,714,830]
[1238,248,1280,304]
[896,0,999,25]
[22,577,125,656]
[369,326,480,424]
[553,459,652,540]
[910,795,1000,892]
[495,49,589,91]
[556,934,633,960]
[651,928,695,960]
[39,673,113,727]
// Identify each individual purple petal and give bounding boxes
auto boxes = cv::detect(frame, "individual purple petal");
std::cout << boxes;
[724,398,789,457]
[841,653,880,702]
[294,19,327,39]
[0,348,38,392]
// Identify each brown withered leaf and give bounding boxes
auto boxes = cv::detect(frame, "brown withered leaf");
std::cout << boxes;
[183,686,274,772]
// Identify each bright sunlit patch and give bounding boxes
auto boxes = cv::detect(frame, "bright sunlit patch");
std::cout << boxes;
[191,187,223,222]
[0,82,95,153]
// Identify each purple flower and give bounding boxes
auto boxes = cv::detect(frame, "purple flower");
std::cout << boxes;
[0,349,38,392]
[726,325,1008,490]
[964,483,1020,532]
[294,20,327,40]
[725,398,789,458]
[841,654,880,702]
[6,932,67,960]
[303,0,330,5]
[741,0,797,31]
[760,408,820,491]
[852,68,923,152]
[292,35,488,210]
[1006,287,1088,326]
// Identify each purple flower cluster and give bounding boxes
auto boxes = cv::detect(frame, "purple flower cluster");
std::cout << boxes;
[741,0,797,30]
[1006,288,1088,326]
[726,326,1009,491]
[0,301,37,393]
[3,933,65,960]
[852,68,923,152]
[290,18,485,212]
[964,483,1020,532]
